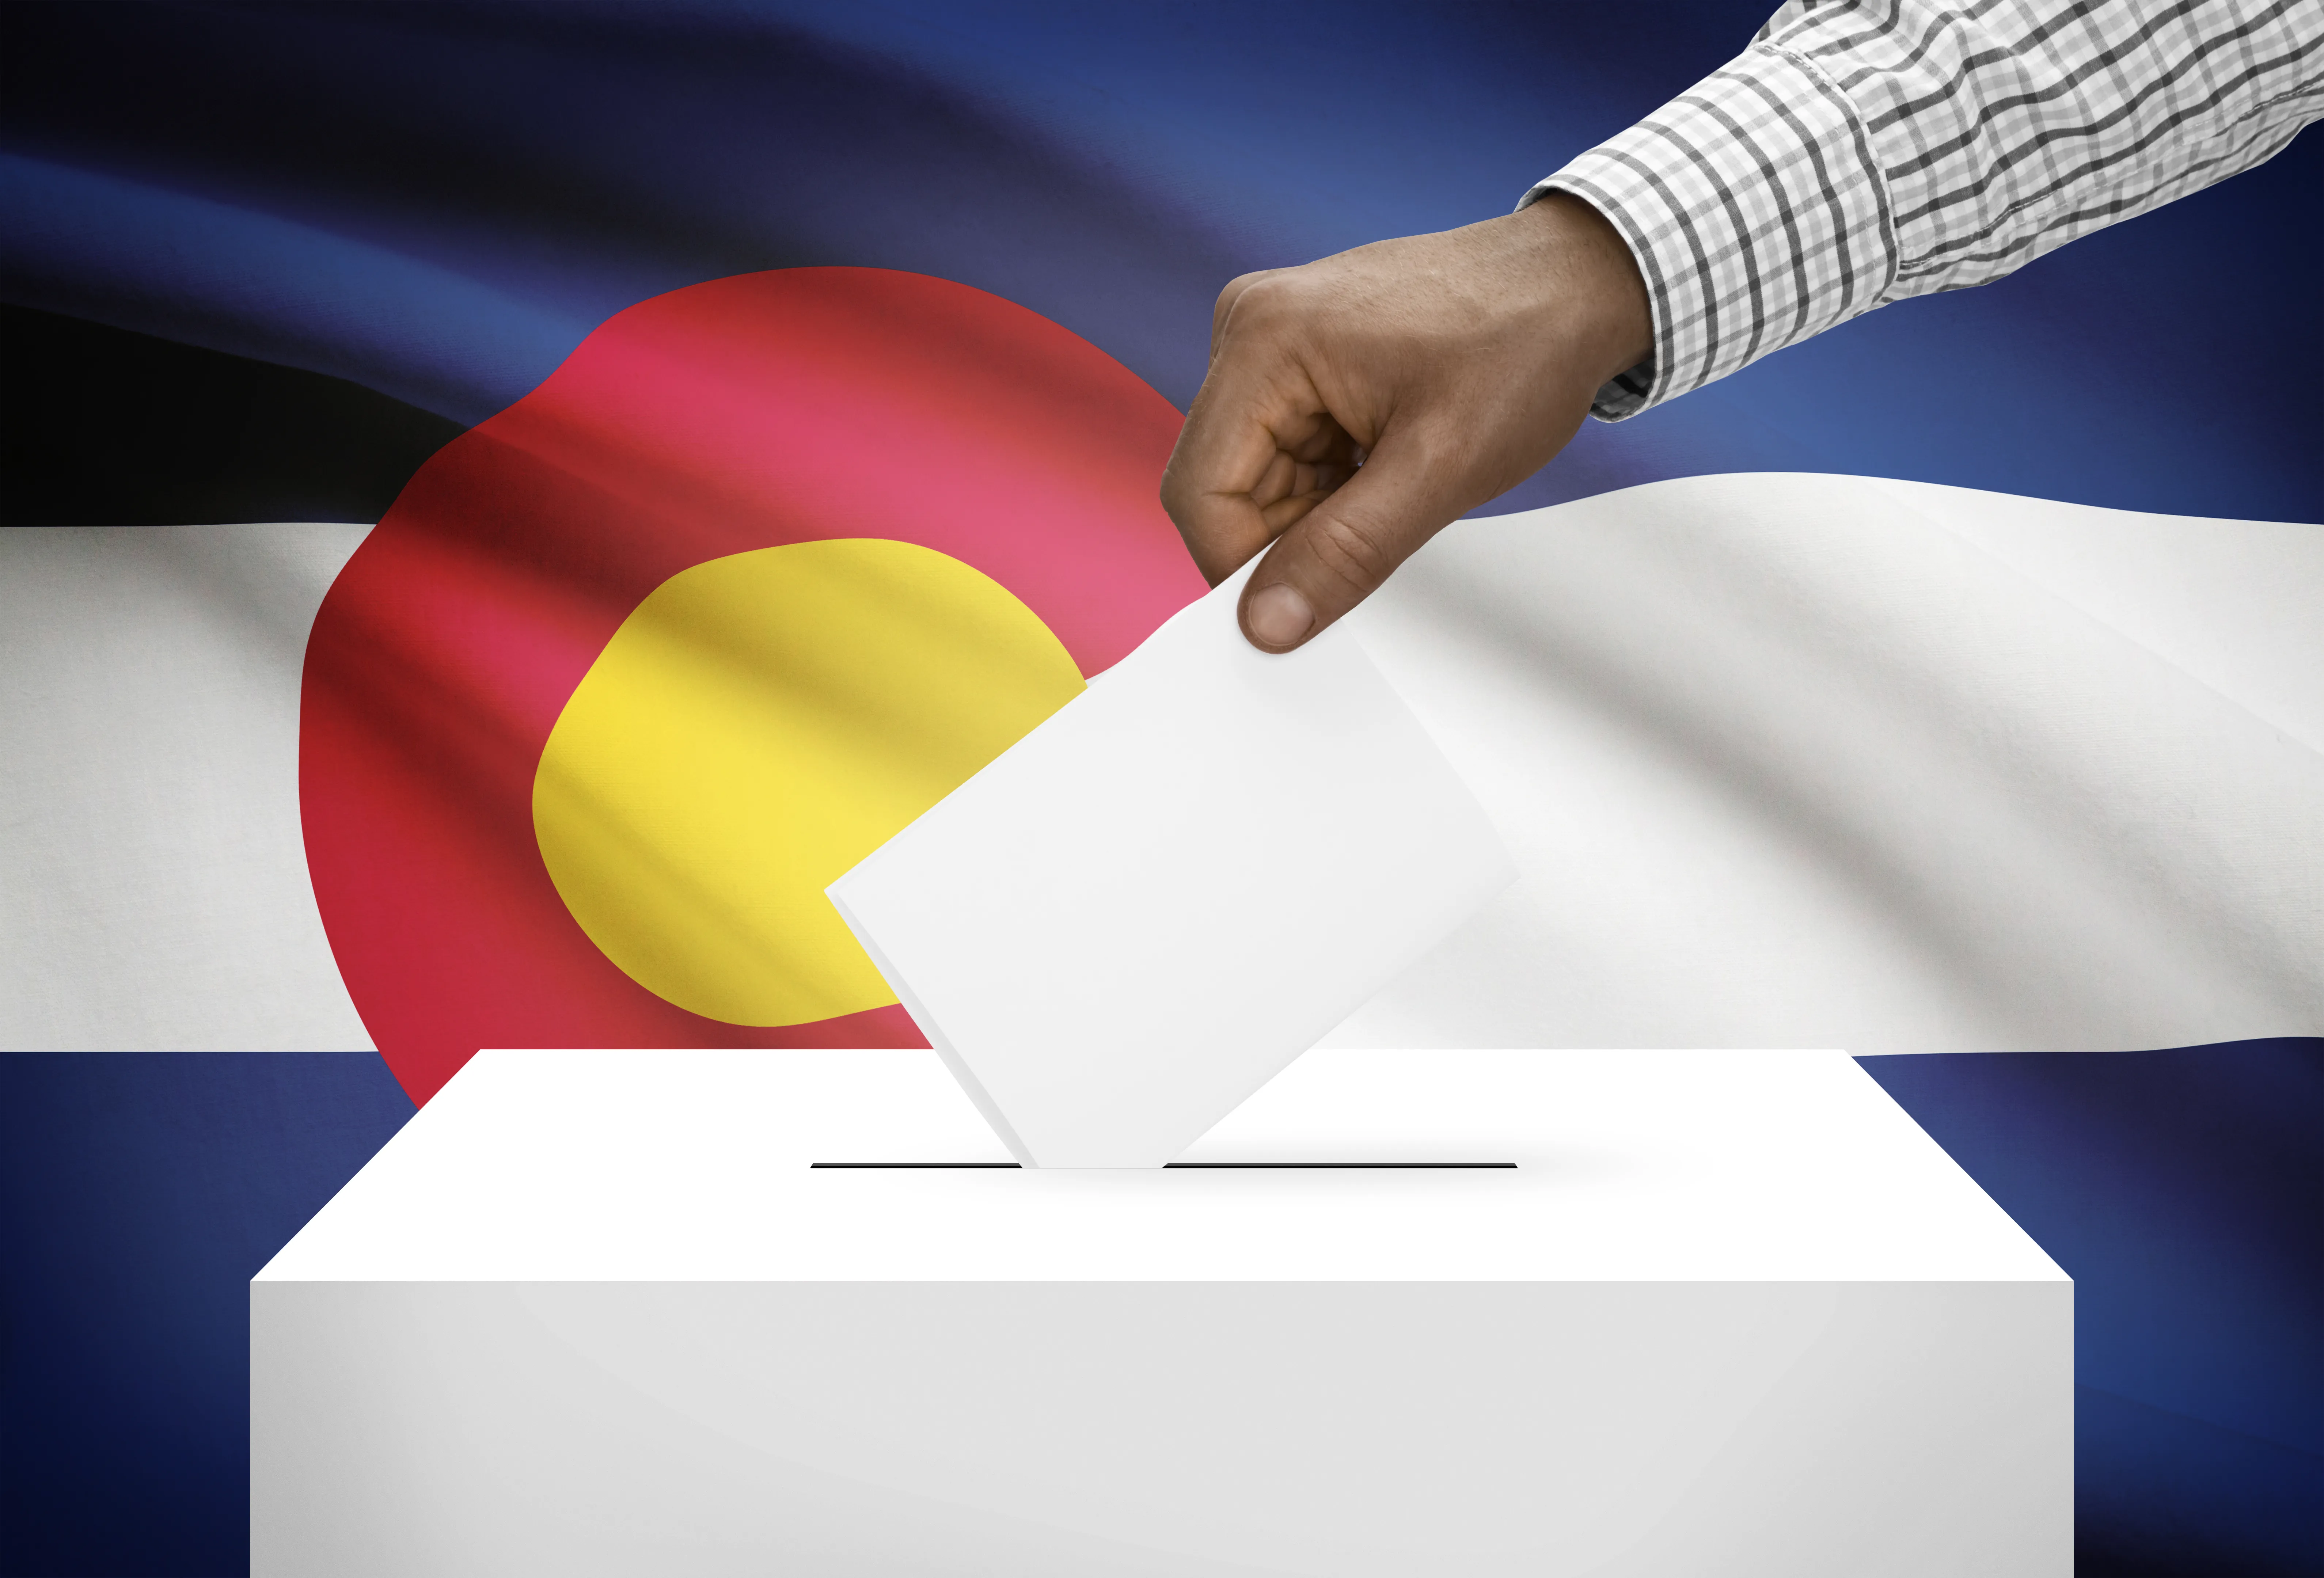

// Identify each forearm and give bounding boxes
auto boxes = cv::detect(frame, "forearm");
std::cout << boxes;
[1533,0,2324,419]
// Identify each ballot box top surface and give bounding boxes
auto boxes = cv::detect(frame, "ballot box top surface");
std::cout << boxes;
[257,1049,2062,1284]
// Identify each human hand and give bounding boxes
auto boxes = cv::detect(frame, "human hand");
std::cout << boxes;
[1159,193,1652,651]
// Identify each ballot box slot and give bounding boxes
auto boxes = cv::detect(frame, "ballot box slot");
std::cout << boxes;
[809,1161,1519,1169]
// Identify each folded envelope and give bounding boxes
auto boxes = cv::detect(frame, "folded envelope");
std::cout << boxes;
[827,562,1515,1167]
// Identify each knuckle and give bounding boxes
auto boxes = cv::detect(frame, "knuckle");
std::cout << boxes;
[1219,270,1307,335]
[1303,507,1401,595]
[1157,463,1195,519]
[1219,266,1291,304]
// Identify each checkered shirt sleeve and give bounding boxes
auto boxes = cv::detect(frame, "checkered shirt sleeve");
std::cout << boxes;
[1527,0,2324,420]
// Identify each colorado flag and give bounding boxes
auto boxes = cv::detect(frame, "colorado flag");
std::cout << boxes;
[2,5,2318,1575]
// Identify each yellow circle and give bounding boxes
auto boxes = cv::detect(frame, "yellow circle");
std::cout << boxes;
[533,538,1085,1026]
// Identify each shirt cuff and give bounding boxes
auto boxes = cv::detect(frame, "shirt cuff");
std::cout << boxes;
[1519,41,1896,421]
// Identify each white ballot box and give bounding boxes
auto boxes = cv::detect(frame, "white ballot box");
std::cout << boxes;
[252,1049,2069,1577]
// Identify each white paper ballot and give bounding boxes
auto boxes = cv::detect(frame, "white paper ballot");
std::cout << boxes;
[828,564,1516,1167]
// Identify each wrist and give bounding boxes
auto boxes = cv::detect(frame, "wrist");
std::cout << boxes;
[1503,191,1654,389]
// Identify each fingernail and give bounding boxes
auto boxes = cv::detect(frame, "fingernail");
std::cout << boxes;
[1246,582,1315,649]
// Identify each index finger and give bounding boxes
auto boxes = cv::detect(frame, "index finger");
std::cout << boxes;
[1159,350,1326,586]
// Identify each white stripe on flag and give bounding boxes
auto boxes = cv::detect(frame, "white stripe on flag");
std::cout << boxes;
[1326,473,2323,1055]
[1,523,374,1050]
[4,477,2316,1057]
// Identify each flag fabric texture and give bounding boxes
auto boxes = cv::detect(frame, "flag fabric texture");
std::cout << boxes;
[3,4,2320,1575]
[10,432,2322,1085]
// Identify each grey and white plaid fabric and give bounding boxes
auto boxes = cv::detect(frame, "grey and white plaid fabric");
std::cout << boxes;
[1528,0,2324,419]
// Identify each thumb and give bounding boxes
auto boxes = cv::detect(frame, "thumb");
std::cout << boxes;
[1236,429,1463,653]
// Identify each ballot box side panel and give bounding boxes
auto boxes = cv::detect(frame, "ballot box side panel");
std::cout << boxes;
[252,1278,2068,1577]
